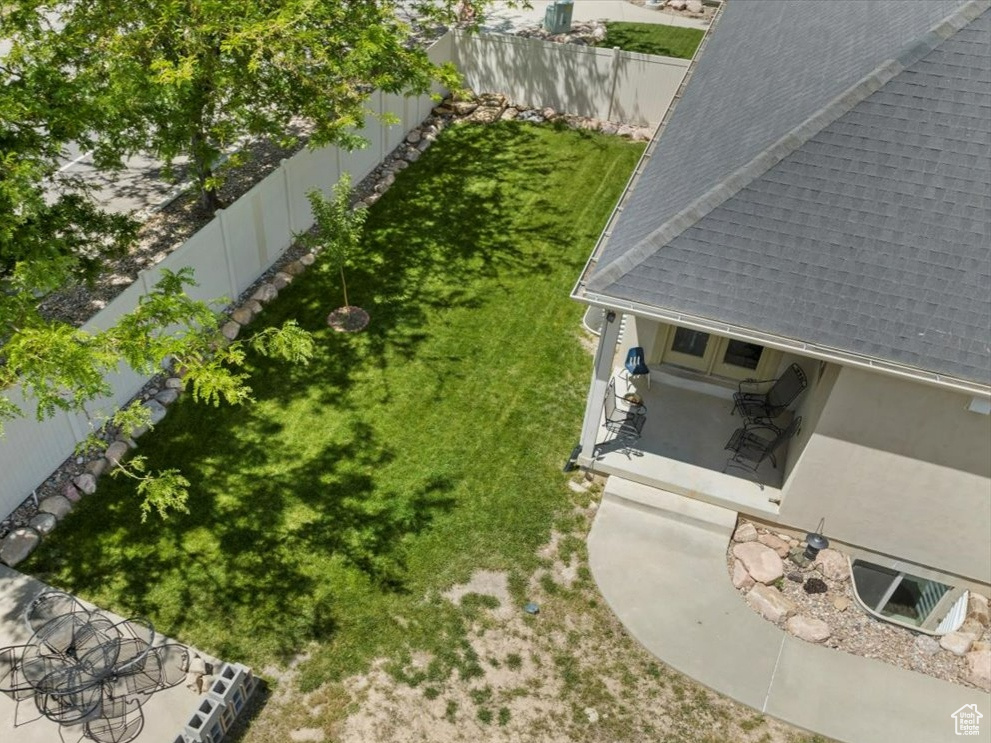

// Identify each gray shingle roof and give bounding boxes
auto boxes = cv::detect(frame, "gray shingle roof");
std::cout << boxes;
[584,0,991,387]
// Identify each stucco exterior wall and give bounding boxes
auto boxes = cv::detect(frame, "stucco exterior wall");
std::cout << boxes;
[780,366,991,583]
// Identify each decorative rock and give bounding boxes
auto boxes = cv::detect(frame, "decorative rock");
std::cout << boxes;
[188,655,207,675]
[63,482,82,502]
[959,617,985,638]
[746,584,796,623]
[832,596,851,611]
[105,441,130,468]
[155,389,179,406]
[0,527,41,567]
[221,321,240,341]
[517,109,544,124]
[300,253,316,267]
[272,272,294,291]
[431,105,452,116]
[284,260,306,276]
[759,533,791,557]
[598,121,619,135]
[940,631,977,656]
[733,522,758,543]
[417,138,432,151]
[687,0,704,12]
[73,473,97,495]
[393,159,409,171]
[732,559,755,590]
[541,107,558,120]
[231,307,254,325]
[668,0,688,10]
[143,400,168,425]
[85,458,108,477]
[968,593,990,627]
[617,124,638,138]
[814,549,849,581]
[788,547,812,568]
[451,101,478,116]
[967,648,991,691]
[245,299,264,315]
[251,284,278,303]
[584,707,599,723]
[914,634,940,655]
[39,495,73,520]
[500,107,519,121]
[786,571,803,583]
[29,512,58,536]
[406,130,421,144]
[786,615,831,643]
[732,542,784,584]
[405,149,421,163]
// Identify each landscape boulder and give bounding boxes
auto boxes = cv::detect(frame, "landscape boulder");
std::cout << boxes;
[39,495,73,520]
[968,593,990,627]
[221,321,241,341]
[746,584,795,623]
[733,522,758,543]
[105,441,130,468]
[73,473,97,495]
[29,512,58,536]
[0,527,40,566]
[231,307,254,325]
[732,559,755,590]
[966,648,991,691]
[786,615,831,643]
[85,458,108,477]
[940,631,977,656]
[758,533,791,557]
[143,400,168,425]
[732,541,784,584]
[251,284,278,304]
[155,389,179,406]
[814,548,849,581]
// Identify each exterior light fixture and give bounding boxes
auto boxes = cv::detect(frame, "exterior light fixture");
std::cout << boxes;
[606,310,616,322]
[803,518,829,560]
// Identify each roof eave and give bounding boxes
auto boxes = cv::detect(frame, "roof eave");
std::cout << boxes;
[576,288,991,398]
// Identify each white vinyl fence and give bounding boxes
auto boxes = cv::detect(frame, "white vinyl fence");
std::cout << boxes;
[0,31,686,519]
[451,31,691,127]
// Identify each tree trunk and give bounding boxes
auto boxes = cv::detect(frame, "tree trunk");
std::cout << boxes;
[340,265,350,312]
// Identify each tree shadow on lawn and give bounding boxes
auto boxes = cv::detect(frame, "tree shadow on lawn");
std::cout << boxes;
[253,122,588,409]
[25,407,456,666]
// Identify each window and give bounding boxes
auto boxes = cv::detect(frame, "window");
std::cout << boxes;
[657,324,780,381]
[851,560,952,630]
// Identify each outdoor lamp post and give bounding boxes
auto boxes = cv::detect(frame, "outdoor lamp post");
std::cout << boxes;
[803,518,829,560]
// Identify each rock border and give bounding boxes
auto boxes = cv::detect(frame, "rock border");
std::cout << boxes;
[728,518,991,692]
[0,90,651,566]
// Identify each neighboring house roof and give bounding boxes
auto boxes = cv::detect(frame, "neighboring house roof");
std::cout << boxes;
[582,0,991,388]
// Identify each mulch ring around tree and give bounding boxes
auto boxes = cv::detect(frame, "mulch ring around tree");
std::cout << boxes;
[327,306,370,332]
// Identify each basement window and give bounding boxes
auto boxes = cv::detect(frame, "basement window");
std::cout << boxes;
[850,559,965,634]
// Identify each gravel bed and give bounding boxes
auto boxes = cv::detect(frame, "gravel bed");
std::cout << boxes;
[726,522,989,689]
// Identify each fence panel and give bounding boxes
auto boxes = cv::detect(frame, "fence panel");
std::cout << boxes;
[452,32,688,127]
[284,146,342,234]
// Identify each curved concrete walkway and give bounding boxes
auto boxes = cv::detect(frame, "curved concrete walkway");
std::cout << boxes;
[482,0,711,33]
[588,477,991,743]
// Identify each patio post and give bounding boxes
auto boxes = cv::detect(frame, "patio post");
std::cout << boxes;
[578,309,623,461]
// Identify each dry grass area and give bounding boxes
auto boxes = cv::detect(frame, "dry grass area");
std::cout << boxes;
[237,486,828,743]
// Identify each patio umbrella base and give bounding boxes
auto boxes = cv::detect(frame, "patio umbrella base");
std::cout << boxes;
[327,306,369,333]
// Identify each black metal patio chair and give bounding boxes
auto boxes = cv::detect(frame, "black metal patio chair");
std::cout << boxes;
[24,590,90,635]
[731,363,807,423]
[0,644,43,726]
[724,416,802,484]
[603,377,646,445]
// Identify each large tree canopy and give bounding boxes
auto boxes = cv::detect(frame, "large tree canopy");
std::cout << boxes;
[3,0,477,211]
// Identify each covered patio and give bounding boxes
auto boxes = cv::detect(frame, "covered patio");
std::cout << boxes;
[582,368,789,520]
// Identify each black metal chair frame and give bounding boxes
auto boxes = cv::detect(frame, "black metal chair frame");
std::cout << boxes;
[732,363,807,423]
[724,416,802,485]
[603,377,646,445]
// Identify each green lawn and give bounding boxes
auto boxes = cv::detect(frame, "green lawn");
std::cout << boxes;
[24,121,643,691]
[601,22,705,59]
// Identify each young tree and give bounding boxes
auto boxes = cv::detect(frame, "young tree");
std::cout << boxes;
[302,174,367,325]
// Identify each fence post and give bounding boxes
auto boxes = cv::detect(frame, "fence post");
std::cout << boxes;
[216,207,240,298]
[606,47,622,123]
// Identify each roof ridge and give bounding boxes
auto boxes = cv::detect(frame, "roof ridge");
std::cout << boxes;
[587,0,990,294]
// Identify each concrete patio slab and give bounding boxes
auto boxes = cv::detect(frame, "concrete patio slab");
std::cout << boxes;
[588,477,991,743]
[0,565,232,743]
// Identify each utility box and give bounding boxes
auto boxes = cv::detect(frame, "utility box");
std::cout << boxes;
[543,0,574,34]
